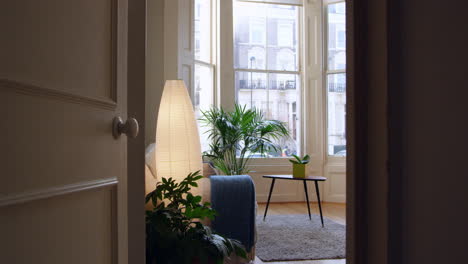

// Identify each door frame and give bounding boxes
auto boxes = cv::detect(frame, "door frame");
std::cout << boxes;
[347,0,395,264]
[346,0,369,262]
[131,0,396,263]
[127,0,146,263]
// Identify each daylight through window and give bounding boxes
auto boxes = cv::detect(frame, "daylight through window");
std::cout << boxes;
[326,1,346,156]
[194,0,215,152]
[234,1,302,157]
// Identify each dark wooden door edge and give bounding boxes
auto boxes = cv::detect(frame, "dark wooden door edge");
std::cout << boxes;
[347,0,370,263]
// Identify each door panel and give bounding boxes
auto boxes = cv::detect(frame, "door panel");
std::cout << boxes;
[0,187,116,264]
[0,0,115,99]
[1,90,121,197]
[0,0,128,263]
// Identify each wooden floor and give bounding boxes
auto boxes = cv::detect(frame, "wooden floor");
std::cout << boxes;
[254,202,346,264]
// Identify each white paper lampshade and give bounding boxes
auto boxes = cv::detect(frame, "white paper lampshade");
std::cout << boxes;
[155,80,203,182]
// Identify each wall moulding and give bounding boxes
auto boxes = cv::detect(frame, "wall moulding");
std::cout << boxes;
[0,177,118,208]
[0,79,117,110]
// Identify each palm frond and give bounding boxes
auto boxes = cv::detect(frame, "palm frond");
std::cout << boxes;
[199,104,290,175]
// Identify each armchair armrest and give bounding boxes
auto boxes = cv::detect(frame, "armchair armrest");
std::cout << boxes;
[210,175,256,253]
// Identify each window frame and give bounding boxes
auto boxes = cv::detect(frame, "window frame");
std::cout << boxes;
[232,0,305,162]
[193,0,218,152]
[194,0,217,69]
[324,0,346,161]
[196,0,329,171]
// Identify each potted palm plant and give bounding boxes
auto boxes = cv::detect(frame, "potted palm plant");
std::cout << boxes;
[289,154,310,178]
[200,104,290,175]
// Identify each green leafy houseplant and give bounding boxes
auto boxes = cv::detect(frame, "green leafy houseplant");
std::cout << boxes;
[145,171,246,264]
[200,104,289,175]
[289,154,310,178]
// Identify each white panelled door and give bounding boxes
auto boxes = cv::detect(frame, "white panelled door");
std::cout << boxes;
[0,0,131,263]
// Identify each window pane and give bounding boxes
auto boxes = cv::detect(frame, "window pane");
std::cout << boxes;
[234,2,300,71]
[235,71,268,109]
[194,0,211,63]
[268,47,298,71]
[268,73,300,157]
[194,64,214,152]
[234,2,267,70]
[327,2,346,71]
[266,5,299,71]
[327,73,346,156]
[236,71,300,157]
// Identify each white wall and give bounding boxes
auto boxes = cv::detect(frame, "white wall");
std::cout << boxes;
[146,0,195,146]
[146,0,165,146]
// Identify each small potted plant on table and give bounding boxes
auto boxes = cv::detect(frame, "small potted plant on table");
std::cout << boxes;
[289,154,310,178]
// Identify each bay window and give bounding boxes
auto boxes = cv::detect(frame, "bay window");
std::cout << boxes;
[158,0,347,202]
[192,0,346,160]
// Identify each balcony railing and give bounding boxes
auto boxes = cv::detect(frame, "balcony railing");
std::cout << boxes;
[238,80,297,90]
[328,82,346,93]
[239,81,267,90]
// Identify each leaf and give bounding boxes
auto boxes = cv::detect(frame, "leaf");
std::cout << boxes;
[145,190,154,204]
[193,175,204,181]
[193,195,202,204]
[233,240,247,259]
[292,154,302,164]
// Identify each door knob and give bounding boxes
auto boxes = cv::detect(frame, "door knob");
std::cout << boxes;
[113,117,139,139]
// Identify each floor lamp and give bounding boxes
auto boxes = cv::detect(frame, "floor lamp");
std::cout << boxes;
[155,80,203,183]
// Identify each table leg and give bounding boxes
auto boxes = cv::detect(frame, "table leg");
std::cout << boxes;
[303,180,312,220]
[314,181,324,227]
[263,178,276,221]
